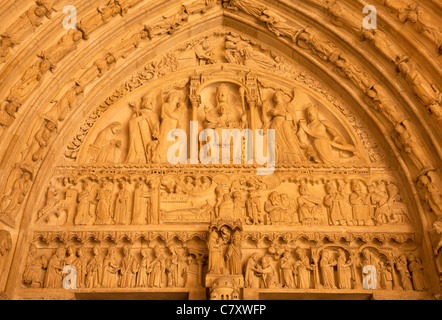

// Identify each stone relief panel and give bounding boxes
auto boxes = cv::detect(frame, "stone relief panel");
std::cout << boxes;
[72,69,372,168]
[63,29,384,164]
[32,168,413,229]
[18,227,427,293]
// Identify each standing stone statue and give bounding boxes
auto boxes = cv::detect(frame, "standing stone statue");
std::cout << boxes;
[320,250,337,289]
[114,180,131,225]
[225,230,242,275]
[207,230,224,274]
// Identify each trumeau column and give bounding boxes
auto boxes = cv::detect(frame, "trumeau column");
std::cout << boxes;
[0,0,441,300]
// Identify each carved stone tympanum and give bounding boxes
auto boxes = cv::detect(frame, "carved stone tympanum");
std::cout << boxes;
[0,0,440,301]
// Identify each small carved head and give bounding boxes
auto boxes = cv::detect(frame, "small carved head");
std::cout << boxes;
[34,5,47,17]
[418,174,430,186]
[406,10,418,23]
[250,252,259,261]
[298,31,312,42]
[306,104,319,122]
[106,54,116,64]
[216,84,229,103]
[71,30,83,42]
[5,100,19,116]
[123,245,131,256]
[273,90,285,105]
[337,249,346,259]
[325,181,336,194]
[92,245,100,256]
[299,181,309,195]
[39,59,51,73]
[56,247,66,259]
[261,256,270,267]
[397,61,410,74]
[269,191,280,203]
[428,104,442,118]
[387,183,399,197]
[110,122,123,135]
[433,220,442,234]
[22,172,32,182]
[187,254,195,264]
[351,180,361,192]
[29,244,38,256]
[67,246,76,256]
[45,120,57,131]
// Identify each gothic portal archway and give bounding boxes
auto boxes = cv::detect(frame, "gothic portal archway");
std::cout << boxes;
[0,0,441,300]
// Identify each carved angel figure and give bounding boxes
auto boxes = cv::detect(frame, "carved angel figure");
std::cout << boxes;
[156,91,187,163]
[78,2,122,40]
[44,82,84,123]
[10,59,51,100]
[298,104,356,164]
[0,99,20,127]
[297,28,337,61]
[259,9,300,43]
[223,0,265,18]
[3,4,49,45]
[39,29,83,67]
[87,122,122,163]
[145,5,189,39]
[263,90,303,164]
[23,120,57,164]
[398,5,442,54]
[225,35,276,70]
